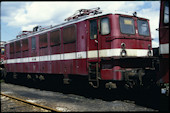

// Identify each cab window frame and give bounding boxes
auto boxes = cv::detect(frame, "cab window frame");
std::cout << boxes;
[119,16,135,35]
[100,17,110,35]
[137,19,150,37]
[90,19,98,39]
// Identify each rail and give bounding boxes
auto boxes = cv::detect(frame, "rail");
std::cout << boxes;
[0,93,62,112]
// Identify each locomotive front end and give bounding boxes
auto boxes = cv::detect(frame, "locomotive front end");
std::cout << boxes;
[96,13,157,89]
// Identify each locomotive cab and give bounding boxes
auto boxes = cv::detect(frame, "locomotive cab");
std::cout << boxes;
[87,13,157,89]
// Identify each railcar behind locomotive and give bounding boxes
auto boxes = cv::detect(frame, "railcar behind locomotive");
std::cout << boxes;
[3,8,157,89]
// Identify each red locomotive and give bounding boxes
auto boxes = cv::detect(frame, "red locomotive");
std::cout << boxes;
[158,1,169,96]
[3,7,158,89]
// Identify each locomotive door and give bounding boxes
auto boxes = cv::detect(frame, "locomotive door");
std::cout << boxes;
[88,19,99,61]
[87,18,100,88]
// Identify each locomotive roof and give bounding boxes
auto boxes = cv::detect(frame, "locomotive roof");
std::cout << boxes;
[5,12,112,44]
[5,12,149,44]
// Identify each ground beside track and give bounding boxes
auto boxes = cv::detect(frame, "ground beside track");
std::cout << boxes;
[1,82,157,112]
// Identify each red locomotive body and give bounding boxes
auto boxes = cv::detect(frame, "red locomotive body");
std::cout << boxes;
[158,1,169,95]
[4,8,157,89]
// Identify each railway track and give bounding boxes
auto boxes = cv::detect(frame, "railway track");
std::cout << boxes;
[1,93,62,112]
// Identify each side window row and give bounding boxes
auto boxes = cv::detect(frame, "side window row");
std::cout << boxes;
[9,25,76,53]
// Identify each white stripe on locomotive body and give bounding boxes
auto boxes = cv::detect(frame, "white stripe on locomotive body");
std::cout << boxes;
[64,52,76,60]
[39,55,50,62]
[159,43,169,54]
[4,49,152,64]
[99,49,133,57]
[77,51,86,59]
[90,49,152,58]
[88,50,98,58]
[51,54,60,61]
[22,57,29,63]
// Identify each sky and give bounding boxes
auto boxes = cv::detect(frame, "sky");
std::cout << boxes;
[1,1,160,47]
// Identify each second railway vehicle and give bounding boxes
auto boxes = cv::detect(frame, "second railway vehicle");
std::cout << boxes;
[157,1,169,96]
[3,8,158,89]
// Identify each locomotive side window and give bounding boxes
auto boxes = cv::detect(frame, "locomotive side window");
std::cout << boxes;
[16,40,21,52]
[119,16,135,35]
[164,1,169,24]
[90,19,97,39]
[101,17,110,35]
[22,38,28,51]
[10,42,14,54]
[39,33,48,48]
[50,30,60,46]
[137,20,150,36]
[63,25,76,44]
[32,37,36,50]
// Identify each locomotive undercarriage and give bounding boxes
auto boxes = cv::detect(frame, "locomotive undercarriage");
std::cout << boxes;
[114,68,156,90]
[89,56,159,90]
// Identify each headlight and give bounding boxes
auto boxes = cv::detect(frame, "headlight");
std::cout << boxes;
[121,43,127,57]
[121,49,127,57]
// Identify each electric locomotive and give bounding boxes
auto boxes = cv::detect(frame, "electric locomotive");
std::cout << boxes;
[3,7,158,89]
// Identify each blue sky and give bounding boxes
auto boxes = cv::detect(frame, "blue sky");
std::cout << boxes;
[1,1,160,47]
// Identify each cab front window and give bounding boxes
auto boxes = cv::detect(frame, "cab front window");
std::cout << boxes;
[137,20,150,36]
[119,16,135,35]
